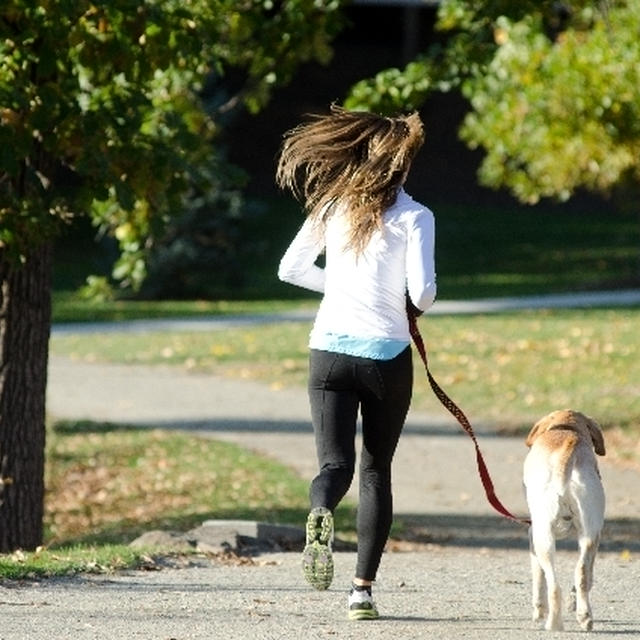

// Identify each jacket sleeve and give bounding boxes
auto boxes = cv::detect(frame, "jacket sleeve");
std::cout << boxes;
[406,208,437,311]
[278,217,325,293]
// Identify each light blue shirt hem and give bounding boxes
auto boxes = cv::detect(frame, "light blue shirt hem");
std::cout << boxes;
[309,333,409,360]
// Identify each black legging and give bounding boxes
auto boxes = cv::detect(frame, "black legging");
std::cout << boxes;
[307,346,413,581]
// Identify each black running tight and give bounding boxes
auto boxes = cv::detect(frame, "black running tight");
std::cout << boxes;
[307,347,412,581]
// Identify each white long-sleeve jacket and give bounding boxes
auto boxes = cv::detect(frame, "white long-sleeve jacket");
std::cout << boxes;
[278,189,436,345]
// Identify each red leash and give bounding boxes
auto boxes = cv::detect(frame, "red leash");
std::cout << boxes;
[409,314,530,526]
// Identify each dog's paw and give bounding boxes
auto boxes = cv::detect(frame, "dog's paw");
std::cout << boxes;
[532,606,546,622]
[577,611,593,632]
[545,615,564,631]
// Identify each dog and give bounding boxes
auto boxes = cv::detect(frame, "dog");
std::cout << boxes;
[523,409,605,631]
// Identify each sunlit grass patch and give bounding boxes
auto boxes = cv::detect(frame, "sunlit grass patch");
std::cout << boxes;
[0,545,146,581]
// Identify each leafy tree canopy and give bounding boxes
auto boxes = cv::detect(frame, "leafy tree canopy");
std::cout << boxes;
[345,0,640,204]
[0,0,342,285]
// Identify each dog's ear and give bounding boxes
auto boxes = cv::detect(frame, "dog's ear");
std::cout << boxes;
[586,418,606,456]
[525,416,548,447]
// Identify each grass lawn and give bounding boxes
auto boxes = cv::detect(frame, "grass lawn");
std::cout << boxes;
[51,293,317,324]
[44,423,311,546]
[51,308,640,434]
[0,420,357,580]
[432,201,640,299]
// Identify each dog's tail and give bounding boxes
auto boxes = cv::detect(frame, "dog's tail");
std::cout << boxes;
[551,430,579,493]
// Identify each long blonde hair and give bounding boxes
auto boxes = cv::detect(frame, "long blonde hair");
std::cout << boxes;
[276,104,424,254]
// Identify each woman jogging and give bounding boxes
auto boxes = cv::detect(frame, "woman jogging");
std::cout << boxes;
[276,105,436,620]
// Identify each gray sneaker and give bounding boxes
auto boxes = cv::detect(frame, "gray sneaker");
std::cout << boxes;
[301,507,334,590]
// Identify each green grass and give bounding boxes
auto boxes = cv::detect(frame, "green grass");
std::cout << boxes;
[44,423,314,546]
[50,308,640,432]
[0,545,147,581]
[52,197,640,324]
[52,292,317,324]
[432,202,640,299]
[0,421,357,580]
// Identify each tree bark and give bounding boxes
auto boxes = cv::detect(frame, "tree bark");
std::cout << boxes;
[0,244,52,552]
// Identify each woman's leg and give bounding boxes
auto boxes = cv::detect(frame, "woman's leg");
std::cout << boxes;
[303,350,360,591]
[354,347,413,581]
[307,349,359,511]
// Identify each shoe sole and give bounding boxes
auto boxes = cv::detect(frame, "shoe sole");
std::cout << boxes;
[302,509,334,590]
[302,541,333,590]
[348,608,379,621]
[305,509,333,546]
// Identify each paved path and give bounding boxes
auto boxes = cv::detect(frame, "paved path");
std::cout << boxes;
[7,290,640,639]
[2,549,639,639]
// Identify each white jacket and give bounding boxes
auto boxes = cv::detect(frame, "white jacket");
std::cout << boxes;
[278,189,436,343]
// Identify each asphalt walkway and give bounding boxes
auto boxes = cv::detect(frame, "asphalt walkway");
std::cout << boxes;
[4,290,640,639]
[2,550,639,639]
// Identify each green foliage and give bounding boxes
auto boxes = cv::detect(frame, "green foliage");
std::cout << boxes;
[139,176,253,299]
[211,0,342,114]
[345,0,571,114]
[346,57,438,115]
[345,0,640,203]
[460,6,640,203]
[77,275,115,303]
[0,0,343,283]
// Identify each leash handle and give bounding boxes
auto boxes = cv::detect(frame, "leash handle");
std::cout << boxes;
[408,314,530,526]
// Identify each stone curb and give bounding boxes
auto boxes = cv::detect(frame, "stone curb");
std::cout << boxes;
[130,520,305,555]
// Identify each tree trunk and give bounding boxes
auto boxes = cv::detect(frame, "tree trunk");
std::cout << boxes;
[0,244,52,552]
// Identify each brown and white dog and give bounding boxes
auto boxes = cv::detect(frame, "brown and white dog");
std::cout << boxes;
[523,409,606,631]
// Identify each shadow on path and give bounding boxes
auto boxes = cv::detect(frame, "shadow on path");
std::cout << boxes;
[394,513,640,553]
[52,415,513,438]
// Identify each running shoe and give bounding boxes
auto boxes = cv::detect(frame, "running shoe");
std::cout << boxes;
[301,507,334,590]
[348,583,379,620]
